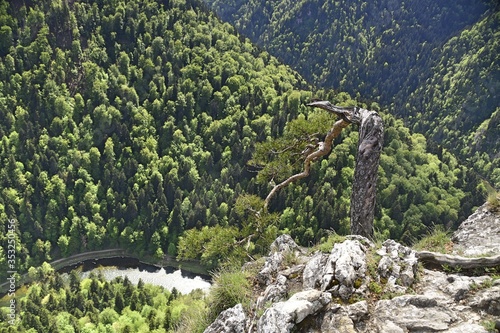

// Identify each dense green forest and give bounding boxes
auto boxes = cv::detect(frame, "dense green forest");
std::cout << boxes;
[0,0,310,278]
[0,0,488,281]
[1,263,209,332]
[204,0,500,186]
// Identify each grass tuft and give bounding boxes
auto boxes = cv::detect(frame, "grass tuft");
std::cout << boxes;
[412,225,453,253]
[487,188,500,211]
[314,232,346,253]
[481,320,497,333]
[206,266,251,324]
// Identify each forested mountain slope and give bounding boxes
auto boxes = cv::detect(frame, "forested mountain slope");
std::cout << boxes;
[0,0,485,279]
[0,0,306,275]
[204,0,500,186]
[407,12,500,183]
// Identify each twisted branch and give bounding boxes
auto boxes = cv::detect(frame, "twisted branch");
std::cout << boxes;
[263,119,350,209]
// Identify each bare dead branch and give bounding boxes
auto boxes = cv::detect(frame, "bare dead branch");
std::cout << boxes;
[236,233,256,246]
[416,251,500,270]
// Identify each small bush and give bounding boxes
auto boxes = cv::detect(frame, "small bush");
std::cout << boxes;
[368,281,383,294]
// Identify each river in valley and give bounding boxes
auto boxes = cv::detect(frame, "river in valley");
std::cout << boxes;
[60,257,212,294]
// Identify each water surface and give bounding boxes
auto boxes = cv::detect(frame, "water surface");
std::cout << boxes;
[81,266,211,294]
[59,256,211,294]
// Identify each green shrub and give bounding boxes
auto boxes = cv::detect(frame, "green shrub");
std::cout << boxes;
[368,281,383,294]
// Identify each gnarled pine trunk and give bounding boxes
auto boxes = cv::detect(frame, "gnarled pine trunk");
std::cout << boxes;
[307,102,384,239]
[349,108,384,239]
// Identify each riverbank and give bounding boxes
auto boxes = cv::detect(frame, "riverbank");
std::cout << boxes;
[0,248,210,294]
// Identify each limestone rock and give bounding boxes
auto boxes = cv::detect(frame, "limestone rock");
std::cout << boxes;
[318,301,368,333]
[376,239,418,292]
[443,274,481,301]
[302,251,328,290]
[257,289,332,333]
[302,239,368,300]
[256,274,288,309]
[320,309,357,333]
[420,268,494,302]
[445,323,489,333]
[324,239,367,300]
[346,300,368,322]
[345,234,375,248]
[279,264,304,279]
[452,202,500,256]
[257,235,301,285]
[374,295,458,332]
[203,303,246,333]
[257,251,284,285]
[469,284,500,315]
[269,234,301,254]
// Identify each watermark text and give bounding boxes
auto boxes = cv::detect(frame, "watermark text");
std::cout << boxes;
[6,218,17,325]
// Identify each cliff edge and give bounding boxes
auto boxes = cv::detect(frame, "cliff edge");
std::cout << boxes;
[204,203,500,333]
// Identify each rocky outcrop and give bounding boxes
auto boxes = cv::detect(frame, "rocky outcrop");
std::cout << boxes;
[374,295,458,332]
[303,239,369,300]
[256,234,304,285]
[257,289,332,333]
[204,304,247,333]
[469,285,500,316]
[376,239,418,290]
[452,202,500,256]
[204,203,500,333]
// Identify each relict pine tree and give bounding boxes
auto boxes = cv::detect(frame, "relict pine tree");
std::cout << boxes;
[263,101,384,239]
